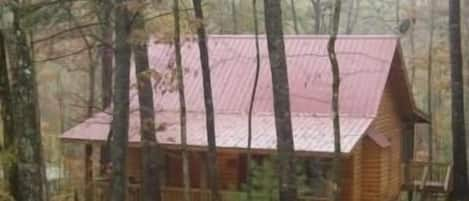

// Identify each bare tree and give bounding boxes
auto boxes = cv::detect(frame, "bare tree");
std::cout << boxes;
[395,0,400,26]
[173,1,191,201]
[192,1,221,201]
[409,0,417,85]
[426,0,434,165]
[98,0,113,109]
[110,0,132,201]
[263,1,297,201]
[448,0,469,200]
[327,0,342,201]
[11,4,46,201]
[0,30,18,201]
[132,8,162,201]
[246,0,261,201]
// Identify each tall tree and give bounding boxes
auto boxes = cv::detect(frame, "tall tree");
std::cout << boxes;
[449,0,469,200]
[426,0,434,164]
[409,0,417,85]
[110,0,132,201]
[246,0,261,200]
[173,1,191,201]
[192,1,221,201]
[395,0,400,26]
[132,9,162,201]
[98,0,113,109]
[0,31,18,201]
[11,4,46,201]
[327,0,342,201]
[263,1,297,201]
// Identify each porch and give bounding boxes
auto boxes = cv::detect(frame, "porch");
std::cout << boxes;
[92,179,329,201]
[401,161,452,193]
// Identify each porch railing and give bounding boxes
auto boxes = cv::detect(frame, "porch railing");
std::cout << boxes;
[401,161,452,193]
[93,180,329,201]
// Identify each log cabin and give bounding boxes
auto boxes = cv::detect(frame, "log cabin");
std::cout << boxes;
[60,35,448,201]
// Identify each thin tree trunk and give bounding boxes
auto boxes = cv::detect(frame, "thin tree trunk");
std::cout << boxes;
[395,0,400,26]
[449,0,469,200]
[231,0,238,34]
[290,0,299,34]
[246,0,260,200]
[100,0,113,110]
[192,1,221,201]
[263,1,297,201]
[11,6,45,201]
[426,0,434,164]
[110,0,132,200]
[173,1,191,201]
[132,11,162,201]
[0,31,18,201]
[311,0,321,34]
[96,0,114,177]
[327,0,342,201]
[409,0,416,85]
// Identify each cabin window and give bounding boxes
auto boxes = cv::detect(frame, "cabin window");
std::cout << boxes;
[165,151,203,188]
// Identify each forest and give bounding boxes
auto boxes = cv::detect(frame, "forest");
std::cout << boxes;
[0,0,469,201]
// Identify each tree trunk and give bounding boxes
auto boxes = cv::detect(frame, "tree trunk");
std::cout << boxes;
[409,0,417,85]
[449,0,469,200]
[132,11,162,201]
[231,0,238,34]
[173,1,191,201]
[11,6,45,201]
[100,0,113,110]
[427,0,434,164]
[395,0,400,26]
[290,0,299,34]
[110,0,132,201]
[263,1,297,201]
[191,1,221,201]
[0,30,18,201]
[327,0,342,201]
[311,0,321,34]
[246,1,261,200]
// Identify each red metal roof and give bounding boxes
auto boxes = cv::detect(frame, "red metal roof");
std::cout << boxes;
[62,35,404,154]
[62,112,373,153]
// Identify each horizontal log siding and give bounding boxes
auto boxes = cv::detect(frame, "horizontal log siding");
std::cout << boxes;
[342,142,361,201]
[364,82,404,201]
[361,137,384,201]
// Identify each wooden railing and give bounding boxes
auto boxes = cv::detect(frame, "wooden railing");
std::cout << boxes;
[93,180,329,201]
[401,161,452,193]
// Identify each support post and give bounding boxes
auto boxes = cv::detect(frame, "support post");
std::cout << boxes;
[85,144,94,201]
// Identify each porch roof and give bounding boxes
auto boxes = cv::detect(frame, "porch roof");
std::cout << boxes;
[61,112,373,154]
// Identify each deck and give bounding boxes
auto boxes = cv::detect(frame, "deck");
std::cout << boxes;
[401,161,452,193]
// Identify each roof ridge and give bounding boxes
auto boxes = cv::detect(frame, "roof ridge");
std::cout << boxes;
[207,34,400,40]
[155,110,376,119]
